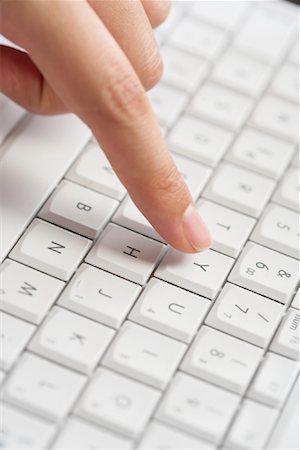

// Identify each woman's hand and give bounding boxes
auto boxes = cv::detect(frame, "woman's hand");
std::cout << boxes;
[0,0,211,252]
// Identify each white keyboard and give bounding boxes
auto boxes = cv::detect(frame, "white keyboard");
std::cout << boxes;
[0,1,299,449]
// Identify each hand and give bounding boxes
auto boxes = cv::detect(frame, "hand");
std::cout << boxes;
[0,0,211,252]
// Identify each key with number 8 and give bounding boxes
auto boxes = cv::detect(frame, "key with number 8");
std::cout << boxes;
[229,242,299,303]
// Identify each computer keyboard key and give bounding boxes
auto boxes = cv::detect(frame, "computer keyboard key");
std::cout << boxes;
[203,163,276,218]
[168,17,227,60]
[206,283,284,347]
[129,278,210,343]
[233,2,297,65]
[226,399,279,450]
[103,321,186,389]
[189,83,253,132]
[0,94,26,145]
[156,372,240,444]
[148,84,188,128]
[248,352,299,408]
[10,219,91,281]
[75,367,160,438]
[86,223,166,285]
[288,41,299,66]
[0,259,64,324]
[190,0,250,31]
[52,417,133,450]
[251,95,298,143]
[0,312,35,371]
[292,151,299,168]
[160,46,209,93]
[270,308,300,360]
[168,115,232,167]
[229,243,299,303]
[272,167,300,212]
[0,370,5,385]
[156,248,234,299]
[0,403,56,450]
[197,200,256,258]
[251,204,300,259]
[270,63,299,104]
[292,289,300,310]
[28,306,114,374]
[181,325,263,394]
[137,421,216,450]
[172,154,213,200]
[112,196,164,242]
[66,142,126,200]
[211,51,270,97]
[3,352,86,421]
[225,128,295,180]
[58,263,141,329]
[39,180,118,239]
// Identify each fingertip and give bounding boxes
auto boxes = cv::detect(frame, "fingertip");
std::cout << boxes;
[181,205,212,252]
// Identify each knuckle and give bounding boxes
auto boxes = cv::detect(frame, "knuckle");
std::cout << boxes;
[103,62,149,120]
[154,163,186,199]
[148,1,170,28]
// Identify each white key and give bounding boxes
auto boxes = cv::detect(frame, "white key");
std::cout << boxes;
[271,308,300,360]
[171,154,213,201]
[160,46,208,93]
[148,84,188,128]
[156,248,234,299]
[0,312,35,371]
[271,63,299,104]
[203,163,276,218]
[86,223,166,285]
[137,421,216,450]
[75,367,160,438]
[189,82,253,132]
[52,417,133,450]
[29,306,114,374]
[273,167,300,212]
[168,17,227,60]
[292,289,300,310]
[206,283,284,348]
[251,204,300,259]
[0,114,90,262]
[168,115,232,167]
[58,263,141,329]
[39,180,118,239]
[248,352,300,408]
[251,95,298,143]
[197,200,256,258]
[0,403,56,450]
[225,128,295,180]
[66,142,126,200]
[103,321,186,389]
[156,372,240,444]
[3,352,86,421]
[190,1,250,31]
[113,196,163,242]
[0,259,64,324]
[233,2,297,65]
[226,399,279,450]
[229,243,299,303]
[181,325,263,394]
[10,219,91,281]
[129,278,210,343]
[212,51,270,97]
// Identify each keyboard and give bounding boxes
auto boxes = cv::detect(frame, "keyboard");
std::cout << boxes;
[0,1,299,449]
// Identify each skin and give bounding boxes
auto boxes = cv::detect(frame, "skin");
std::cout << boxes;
[0,0,212,252]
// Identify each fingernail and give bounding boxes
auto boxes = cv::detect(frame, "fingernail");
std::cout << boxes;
[182,204,212,252]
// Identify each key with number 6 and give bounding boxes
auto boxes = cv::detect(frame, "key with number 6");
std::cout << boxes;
[229,242,299,303]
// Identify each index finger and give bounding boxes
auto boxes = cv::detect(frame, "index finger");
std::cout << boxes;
[2,0,211,252]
